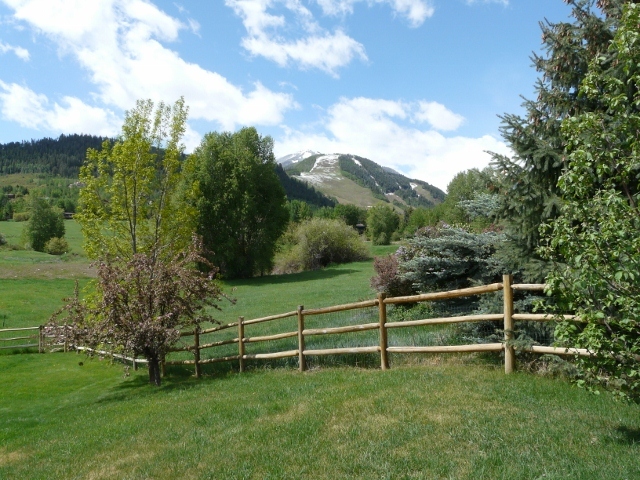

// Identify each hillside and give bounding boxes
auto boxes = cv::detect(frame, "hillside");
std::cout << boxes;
[0,134,108,177]
[279,152,445,209]
[0,135,334,209]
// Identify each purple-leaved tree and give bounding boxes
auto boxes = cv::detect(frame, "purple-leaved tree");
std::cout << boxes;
[49,236,226,385]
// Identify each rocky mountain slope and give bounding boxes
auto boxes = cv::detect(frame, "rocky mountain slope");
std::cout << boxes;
[278,151,444,209]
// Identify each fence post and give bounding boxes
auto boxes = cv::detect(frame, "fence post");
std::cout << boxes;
[238,316,245,373]
[297,305,306,372]
[378,293,389,370]
[503,274,515,374]
[194,327,201,379]
[63,322,68,352]
[38,325,43,353]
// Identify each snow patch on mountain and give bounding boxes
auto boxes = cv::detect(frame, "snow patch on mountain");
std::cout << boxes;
[277,150,321,167]
[299,154,341,185]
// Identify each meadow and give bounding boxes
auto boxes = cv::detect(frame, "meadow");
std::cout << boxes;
[1,221,639,479]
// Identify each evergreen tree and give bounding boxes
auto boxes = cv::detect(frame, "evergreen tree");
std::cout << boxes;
[490,0,636,281]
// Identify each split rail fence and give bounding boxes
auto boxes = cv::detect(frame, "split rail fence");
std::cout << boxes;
[0,326,44,352]
[0,325,83,353]
[164,274,591,377]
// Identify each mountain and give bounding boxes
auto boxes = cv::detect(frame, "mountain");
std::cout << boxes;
[277,152,445,209]
[274,164,335,208]
[277,150,322,168]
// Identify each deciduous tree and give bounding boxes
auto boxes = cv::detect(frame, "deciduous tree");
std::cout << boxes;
[186,127,289,278]
[76,97,194,262]
[541,3,640,399]
[24,196,64,252]
[367,204,399,245]
[50,236,225,386]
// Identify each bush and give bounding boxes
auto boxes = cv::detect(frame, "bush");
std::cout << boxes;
[370,254,414,297]
[0,232,6,246]
[44,237,70,255]
[13,212,30,222]
[274,218,369,273]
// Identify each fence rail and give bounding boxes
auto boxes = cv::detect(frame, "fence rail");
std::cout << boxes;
[0,326,42,351]
[5,275,590,377]
[163,275,590,377]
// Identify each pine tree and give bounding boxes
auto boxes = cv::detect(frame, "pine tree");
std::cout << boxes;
[490,0,637,281]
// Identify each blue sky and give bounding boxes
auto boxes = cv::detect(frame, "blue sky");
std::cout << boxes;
[0,0,572,190]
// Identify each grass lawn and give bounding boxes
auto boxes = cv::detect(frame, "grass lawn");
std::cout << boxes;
[1,353,639,479]
[0,218,86,254]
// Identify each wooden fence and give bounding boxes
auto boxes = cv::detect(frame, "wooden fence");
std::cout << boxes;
[0,326,44,352]
[0,325,147,369]
[165,274,591,377]
[2,274,590,375]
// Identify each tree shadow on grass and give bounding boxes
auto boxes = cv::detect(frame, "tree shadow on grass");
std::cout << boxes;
[225,268,361,287]
[94,362,246,403]
[614,426,640,445]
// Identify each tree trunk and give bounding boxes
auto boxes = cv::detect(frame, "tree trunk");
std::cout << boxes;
[148,355,162,386]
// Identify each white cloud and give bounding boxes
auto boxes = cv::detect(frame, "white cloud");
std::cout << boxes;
[226,0,433,75]
[414,101,464,131]
[465,0,509,6]
[0,0,296,133]
[275,96,509,191]
[0,81,121,135]
[242,29,367,76]
[316,0,434,27]
[0,40,29,60]
[227,0,367,76]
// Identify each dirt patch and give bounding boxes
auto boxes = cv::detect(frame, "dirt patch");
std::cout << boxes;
[0,262,96,279]
[0,447,28,466]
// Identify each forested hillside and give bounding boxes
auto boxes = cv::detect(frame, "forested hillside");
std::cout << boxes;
[0,134,108,177]
[274,164,335,208]
[339,154,444,207]
[0,135,335,208]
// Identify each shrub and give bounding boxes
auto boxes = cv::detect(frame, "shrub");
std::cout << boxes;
[13,212,30,222]
[0,232,6,246]
[274,218,369,273]
[370,254,414,297]
[44,237,70,255]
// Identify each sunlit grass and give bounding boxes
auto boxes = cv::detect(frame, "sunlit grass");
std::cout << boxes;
[1,353,639,479]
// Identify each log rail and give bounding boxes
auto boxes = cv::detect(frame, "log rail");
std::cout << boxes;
[8,277,591,376]
[163,276,591,377]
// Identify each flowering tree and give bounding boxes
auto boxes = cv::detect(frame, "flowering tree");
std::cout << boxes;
[51,236,225,386]
[50,98,230,386]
